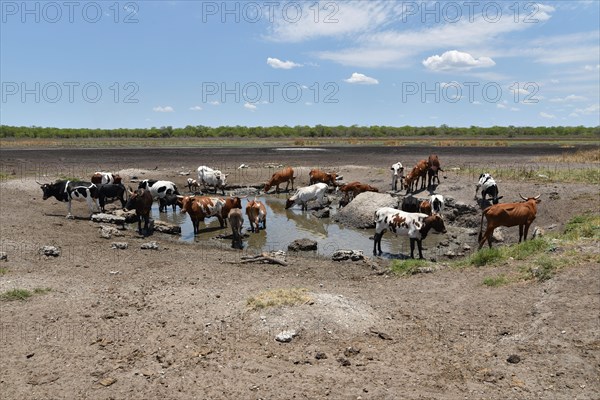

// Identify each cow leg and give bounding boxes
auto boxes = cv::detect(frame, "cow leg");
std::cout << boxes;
[518,225,524,242]
[373,231,384,256]
[290,177,294,190]
[416,239,424,259]
[143,215,149,236]
[523,224,531,241]
[218,215,225,228]
[478,227,494,249]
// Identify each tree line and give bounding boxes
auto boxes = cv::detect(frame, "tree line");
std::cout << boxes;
[1,124,598,139]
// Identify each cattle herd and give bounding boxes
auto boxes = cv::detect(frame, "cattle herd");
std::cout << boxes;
[37,156,542,258]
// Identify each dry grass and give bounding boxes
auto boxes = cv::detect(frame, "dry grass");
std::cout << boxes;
[247,288,313,310]
[536,148,600,163]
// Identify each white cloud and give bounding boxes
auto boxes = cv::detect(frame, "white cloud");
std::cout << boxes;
[267,57,302,69]
[510,107,520,112]
[539,111,556,119]
[244,102,257,111]
[189,106,203,111]
[573,104,600,115]
[497,103,507,109]
[208,101,220,106]
[584,64,600,71]
[344,72,379,85]
[549,95,587,103]
[423,50,495,72]
[153,106,174,112]
[473,101,481,105]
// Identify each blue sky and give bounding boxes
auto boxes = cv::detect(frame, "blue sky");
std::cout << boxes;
[1,0,599,128]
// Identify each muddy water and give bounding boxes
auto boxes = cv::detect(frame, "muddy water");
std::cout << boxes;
[150,196,447,259]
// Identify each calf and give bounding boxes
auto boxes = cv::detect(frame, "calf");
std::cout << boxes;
[478,194,541,249]
[309,169,337,187]
[390,162,405,191]
[125,188,153,236]
[39,180,99,218]
[197,166,227,195]
[338,181,379,208]
[180,196,225,234]
[285,183,328,211]
[158,193,180,213]
[404,167,421,193]
[430,194,444,215]
[246,199,267,232]
[373,207,447,258]
[427,155,443,187]
[419,200,432,216]
[91,172,122,185]
[186,178,201,192]
[264,167,294,193]
[97,183,127,212]
[404,160,429,193]
[476,173,503,205]
[228,208,244,249]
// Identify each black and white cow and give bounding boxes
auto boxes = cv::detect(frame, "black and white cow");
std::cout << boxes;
[39,180,99,218]
[97,183,127,212]
[138,180,179,198]
[158,193,181,213]
[476,173,503,205]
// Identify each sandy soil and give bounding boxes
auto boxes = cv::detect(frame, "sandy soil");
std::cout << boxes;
[0,145,598,400]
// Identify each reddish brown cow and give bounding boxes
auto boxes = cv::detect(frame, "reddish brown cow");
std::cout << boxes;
[180,196,225,234]
[309,169,337,186]
[427,154,443,187]
[125,188,153,236]
[246,199,267,232]
[228,208,244,249]
[478,194,541,249]
[91,172,122,185]
[264,167,295,193]
[220,197,242,227]
[338,181,378,207]
[419,200,432,216]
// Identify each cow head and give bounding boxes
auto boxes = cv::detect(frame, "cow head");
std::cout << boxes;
[420,214,447,239]
[519,194,541,204]
[230,196,242,209]
[285,198,295,209]
[264,182,272,192]
[180,196,194,214]
[38,182,54,200]
[124,188,141,210]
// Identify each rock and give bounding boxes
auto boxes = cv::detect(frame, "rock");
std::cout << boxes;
[99,377,117,387]
[462,244,472,251]
[337,358,351,366]
[153,220,181,235]
[444,196,456,207]
[332,250,364,261]
[40,246,60,257]
[416,267,434,274]
[444,250,456,258]
[344,347,360,357]
[275,330,298,343]
[546,223,558,230]
[111,209,138,223]
[507,354,521,364]
[335,192,398,229]
[492,228,505,243]
[91,213,127,225]
[111,242,128,250]
[311,208,330,218]
[178,171,190,176]
[315,352,327,360]
[99,225,123,239]
[532,226,544,239]
[141,242,159,250]
[288,238,318,252]
[0,252,7,261]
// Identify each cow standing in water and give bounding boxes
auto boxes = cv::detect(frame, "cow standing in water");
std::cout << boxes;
[125,188,153,236]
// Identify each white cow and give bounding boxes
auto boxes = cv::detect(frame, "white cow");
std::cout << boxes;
[137,179,179,199]
[373,207,446,258]
[390,162,404,191]
[197,166,228,195]
[430,194,445,215]
[285,183,328,211]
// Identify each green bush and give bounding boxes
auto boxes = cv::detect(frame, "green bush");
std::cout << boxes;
[390,259,429,276]
[468,247,504,267]
[483,275,508,287]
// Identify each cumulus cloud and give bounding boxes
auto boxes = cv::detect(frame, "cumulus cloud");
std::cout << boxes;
[208,101,220,106]
[573,104,600,115]
[244,102,257,111]
[189,106,203,111]
[344,72,379,85]
[539,111,556,119]
[423,50,495,72]
[153,106,174,112]
[549,95,587,103]
[267,57,302,69]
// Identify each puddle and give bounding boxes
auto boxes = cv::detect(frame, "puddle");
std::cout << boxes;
[149,196,447,259]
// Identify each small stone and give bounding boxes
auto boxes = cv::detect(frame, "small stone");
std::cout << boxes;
[141,242,159,250]
[344,347,360,357]
[332,250,364,261]
[288,238,318,252]
[0,252,7,261]
[111,242,128,250]
[99,377,117,387]
[337,358,351,366]
[275,330,298,343]
[311,208,330,218]
[315,352,327,360]
[40,246,60,257]
[507,354,521,364]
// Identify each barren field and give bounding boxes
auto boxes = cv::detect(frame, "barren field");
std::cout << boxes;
[0,144,599,400]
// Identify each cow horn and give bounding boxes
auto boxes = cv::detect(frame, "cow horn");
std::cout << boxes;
[534,194,541,200]
[519,193,528,201]
[35,180,43,186]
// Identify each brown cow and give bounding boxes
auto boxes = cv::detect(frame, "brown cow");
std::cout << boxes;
[220,197,242,227]
[180,195,225,234]
[338,181,378,207]
[427,154,443,187]
[478,194,541,249]
[228,208,244,249]
[309,169,337,186]
[419,199,432,216]
[91,172,122,185]
[246,199,267,233]
[125,188,153,236]
[264,167,294,193]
